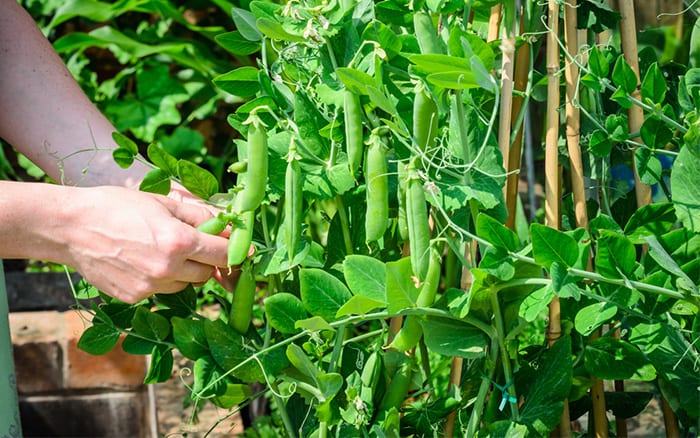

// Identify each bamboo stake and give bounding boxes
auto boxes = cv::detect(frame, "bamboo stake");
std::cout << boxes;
[545,2,570,436]
[563,1,607,436]
[487,3,502,43]
[505,13,531,231]
[616,2,674,436]
[496,1,516,170]
[617,0,652,208]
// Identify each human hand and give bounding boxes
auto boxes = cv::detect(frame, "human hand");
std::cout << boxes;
[52,185,230,303]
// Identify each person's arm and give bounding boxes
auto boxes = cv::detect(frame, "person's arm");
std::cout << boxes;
[0,181,230,303]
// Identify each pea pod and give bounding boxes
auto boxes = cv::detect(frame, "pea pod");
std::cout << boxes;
[406,160,430,280]
[378,356,414,413]
[413,82,438,152]
[285,144,303,264]
[237,118,268,212]
[230,260,256,334]
[389,246,441,352]
[365,133,389,242]
[413,10,443,55]
[196,215,227,235]
[228,207,254,266]
[344,89,364,178]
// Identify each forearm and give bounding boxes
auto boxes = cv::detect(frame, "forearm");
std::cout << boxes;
[0,0,151,188]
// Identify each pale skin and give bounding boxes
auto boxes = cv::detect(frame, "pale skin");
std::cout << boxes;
[0,0,236,303]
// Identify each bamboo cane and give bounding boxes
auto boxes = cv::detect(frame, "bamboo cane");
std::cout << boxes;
[545,2,571,436]
[504,13,531,231]
[616,2,678,436]
[563,1,608,436]
[617,0,652,208]
[496,1,516,169]
[487,3,502,43]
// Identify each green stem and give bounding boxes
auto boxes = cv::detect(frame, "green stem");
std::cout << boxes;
[327,323,346,374]
[466,334,500,436]
[335,195,354,255]
[490,289,519,420]
[270,382,296,438]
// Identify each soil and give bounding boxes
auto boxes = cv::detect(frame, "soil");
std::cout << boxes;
[155,351,245,437]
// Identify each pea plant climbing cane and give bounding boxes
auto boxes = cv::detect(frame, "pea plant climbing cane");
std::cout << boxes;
[67,0,700,436]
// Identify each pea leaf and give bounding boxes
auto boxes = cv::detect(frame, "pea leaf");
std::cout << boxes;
[587,46,609,78]
[215,31,261,56]
[343,255,387,302]
[530,223,578,269]
[671,146,700,232]
[112,147,135,168]
[574,302,617,336]
[77,324,121,355]
[420,316,488,359]
[595,230,638,279]
[172,316,209,360]
[177,160,218,200]
[231,7,262,42]
[139,168,171,195]
[336,296,386,317]
[212,384,253,409]
[640,117,673,150]
[624,202,676,244]
[264,293,308,334]
[589,130,613,157]
[634,148,663,185]
[612,56,638,94]
[213,66,261,97]
[519,336,573,435]
[584,337,656,381]
[476,213,519,252]
[300,268,352,322]
[641,62,667,104]
[143,345,173,384]
[205,318,262,382]
[386,257,420,315]
[519,286,555,322]
[131,306,170,341]
[192,355,227,397]
[336,67,374,95]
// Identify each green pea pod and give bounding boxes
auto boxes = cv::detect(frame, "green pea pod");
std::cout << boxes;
[378,356,413,413]
[237,120,268,212]
[196,215,227,235]
[228,208,254,266]
[285,145,303,264]
[396,161,410,243]
[413,10,443,55]
[389,246,441,352]
[406,161,430,280]
[365,134,389,242]
[344,89,364,178]
[360,350,381,388]
[230,261,256,334]
[413,82,438,152]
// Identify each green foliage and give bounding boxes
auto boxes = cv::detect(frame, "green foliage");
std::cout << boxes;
[57,0,700,436]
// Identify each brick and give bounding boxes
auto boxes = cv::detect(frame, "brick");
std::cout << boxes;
[64,310,147,389]
[9,311,63,394]
[19,389,154,437]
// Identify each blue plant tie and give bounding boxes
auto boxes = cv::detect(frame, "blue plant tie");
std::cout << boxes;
[493,380,516,412]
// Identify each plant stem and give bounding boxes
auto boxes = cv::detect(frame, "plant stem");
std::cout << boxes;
[334,194,354,255]
[270,382,296,438]
[327,323,346,374]
[489,289,519,419]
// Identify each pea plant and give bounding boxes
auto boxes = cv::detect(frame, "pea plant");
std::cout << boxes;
[76,0,700,436]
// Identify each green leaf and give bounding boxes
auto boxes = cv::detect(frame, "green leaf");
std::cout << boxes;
[77,324,121,355]
[584,337,656,381]
[213,67,261,97]
[336,296,386,317]
[641,62,667,104]
[121,334,157,355]
[215,31,261,56]
[595,230,638,279]
[421,316,487,358]
[139,168,171,195]
[112,147,135,169]
[155,285,197,316]
[295,316,334,332]
[478,247,515,281]
[264,293,308,334]
[386,257,420,315]
[205,319,262,382]
[426,71,479,89]
[231,7,262,42]
[519,336,573,435]
[530,223,578,269]
[476,213,519,252]
[146,144,179,176]
[192,355,227,397]
[612,55,638,94]
[589,130,613,157]
[587,46,609,78]
[624,202,676,244]
[550,262,581,299]
[634,148,663,185]
[644,235,698,294]
[574,302,617,336]
[212,384,253,409]
[143,345,173,384]
[300,269,352,322]
[519,286,555,322]
[671,146,700,232]
[336,67,374,95]
[177,160,218,200]
[605,114,629,142]
[172,317,209,360]
[131,307,170,341]
[640,117,673,150]
[256,17,305,42]
[286,343,319,383]
[343,255,387,302]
